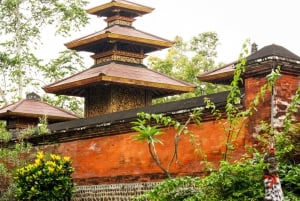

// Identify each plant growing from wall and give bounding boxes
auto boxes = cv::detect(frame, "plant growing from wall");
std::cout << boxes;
[131,108,203,178]
[132,40,300,200]
[204,40,281,161]
[134,122,300,201]
[14,151,74,200]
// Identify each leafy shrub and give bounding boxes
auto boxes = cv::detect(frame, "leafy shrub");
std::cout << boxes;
[135,133,300,201]
[14,152,74,200]
[134,155,266,201]
[198,157,266,201]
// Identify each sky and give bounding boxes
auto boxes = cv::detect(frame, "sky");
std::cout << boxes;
[41,0,300,66]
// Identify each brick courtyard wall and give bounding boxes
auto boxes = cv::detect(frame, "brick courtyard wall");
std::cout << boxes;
[41,120,247,186]
[244,73,300,146]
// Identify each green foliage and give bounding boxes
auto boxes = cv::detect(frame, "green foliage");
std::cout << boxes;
[0,122,33,200]
[0,0,88,111]
[14,151,75,200]
[134,39,300,200]
[276,123,300,199]
[148,33,229,103]
[135,135,300,200]
[131,109,203,178]
[134,155,266,201]
[280,163,300,198]
[0,116,51,200]
[133,176,202,201]
[200,158,265,201]
[37,116,50,135]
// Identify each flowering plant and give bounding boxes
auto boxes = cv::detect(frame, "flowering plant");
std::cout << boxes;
[14,151,74,200]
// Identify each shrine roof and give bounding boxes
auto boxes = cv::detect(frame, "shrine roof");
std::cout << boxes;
[197,44,300,84]
[0,99,80,121]
[87,0,154,17]
[65,25,173,53]
[247,43,300,63]
[197,62,235,85]
[43,61,196,98]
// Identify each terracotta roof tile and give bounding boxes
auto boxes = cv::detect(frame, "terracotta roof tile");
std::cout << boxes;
[0,99,80,120]
[65,25,173,52]
[43,62,196,96]
[87,0,154,17]
[197,62,235,84]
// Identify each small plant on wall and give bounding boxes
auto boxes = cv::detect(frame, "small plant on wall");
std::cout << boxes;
[14,152,75,200]
[131,108,203,178]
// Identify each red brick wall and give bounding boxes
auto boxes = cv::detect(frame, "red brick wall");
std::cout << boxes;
[42,120,247,185]
[34,74,300,185]
[274,74,300,124]
[244,76,271,143]
[244,74,300,145]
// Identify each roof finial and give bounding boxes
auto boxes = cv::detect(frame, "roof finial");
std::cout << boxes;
[251,42,258,54]
[26,92,41,101]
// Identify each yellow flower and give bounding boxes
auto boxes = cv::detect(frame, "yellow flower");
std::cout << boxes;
[17,167,25,175]
[63,156,71,162]
[57,165,63,171]
[36,151,44,160]
[35,158,41,166]
[50,154,61,161]
[48,166,54,173]
[46,161,56,168]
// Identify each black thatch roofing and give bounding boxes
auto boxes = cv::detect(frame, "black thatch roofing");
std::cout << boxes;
[197,43,300,85]
[48,91,230,133]
[246,44,300,63]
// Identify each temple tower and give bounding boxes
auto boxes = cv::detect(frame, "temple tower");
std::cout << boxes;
[43,0,195,117]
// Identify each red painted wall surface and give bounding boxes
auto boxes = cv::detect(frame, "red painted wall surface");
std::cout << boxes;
[43,120,247,185]
[26,74,300,185]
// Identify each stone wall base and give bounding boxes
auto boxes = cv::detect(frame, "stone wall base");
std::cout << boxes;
[72,182,159,200]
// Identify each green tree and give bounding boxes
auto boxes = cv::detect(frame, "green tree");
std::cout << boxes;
[0,0,88,109]
[148,32,229,103]
[40,49,86,115]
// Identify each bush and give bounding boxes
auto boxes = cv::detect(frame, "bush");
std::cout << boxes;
[134,155,266,201]
[14,152,74,200]
[133,176,202,201]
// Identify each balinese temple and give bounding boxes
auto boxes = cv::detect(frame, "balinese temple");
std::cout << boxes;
[0,92,80,131]
[198,43,300,136]
[43,0,195,118]
[198,43,300,85]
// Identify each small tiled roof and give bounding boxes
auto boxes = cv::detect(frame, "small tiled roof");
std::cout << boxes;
[197,44,300,84]
[43,61,196,98]
[0,99,80,121]
[247,44,300,63]
[65,25,173,53]
[197,62,235,84]
[87,0,154,17]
